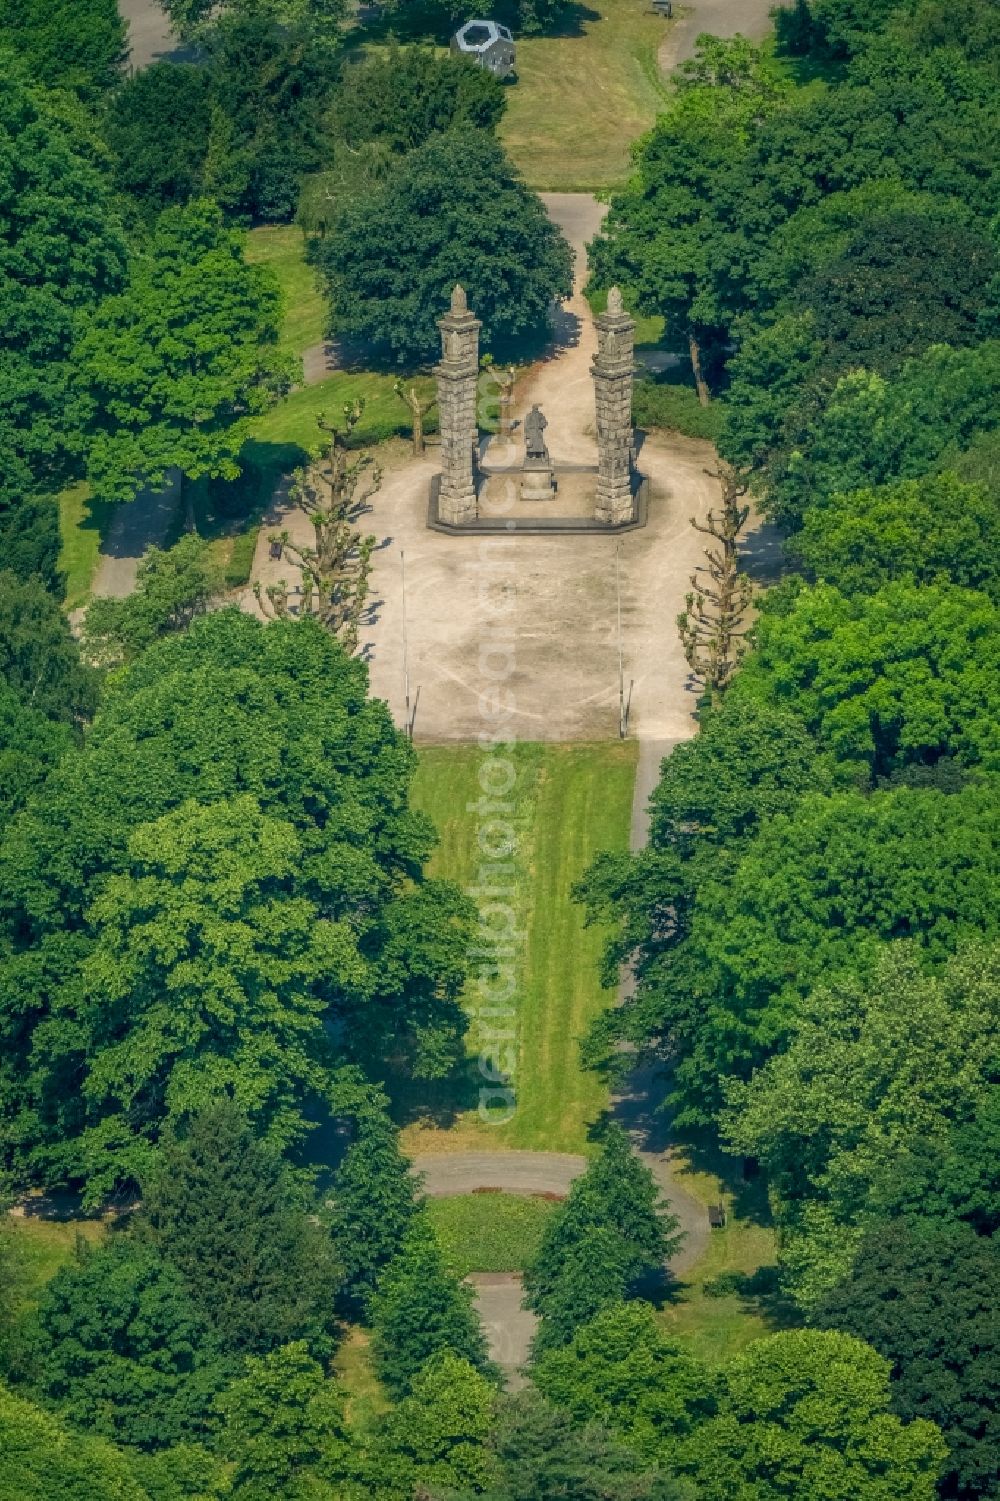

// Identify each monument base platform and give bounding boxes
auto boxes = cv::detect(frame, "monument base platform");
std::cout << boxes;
[427,469,648,536]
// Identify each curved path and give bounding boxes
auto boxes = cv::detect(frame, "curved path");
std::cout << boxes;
[411,740,712,1384]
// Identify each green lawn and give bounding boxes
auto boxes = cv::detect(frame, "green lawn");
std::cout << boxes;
[658,1132,788,1366]
[245,225,327,363]
[4,1215,106,1314]
[248,370,435,457]
[333,1327,390,1433]
[427,1192,559,1276]
[499,0,670,189]
[58,483,116,610]
[404,741,637,1155]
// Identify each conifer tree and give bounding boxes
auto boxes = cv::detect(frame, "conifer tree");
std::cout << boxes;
[330,1084,421,1317]
[140,1100,341,1360]
[370,1218,494,1395]
[524,1125,680,1351]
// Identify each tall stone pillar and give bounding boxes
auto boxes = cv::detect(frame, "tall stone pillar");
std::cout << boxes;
[435,285,481,525]
[592,287,636,525]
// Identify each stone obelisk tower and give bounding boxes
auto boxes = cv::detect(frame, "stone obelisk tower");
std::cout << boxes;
[435,285,481,525]
[592,287,636,525]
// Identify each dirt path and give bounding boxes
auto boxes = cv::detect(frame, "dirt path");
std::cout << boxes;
[91,472,181,599]
[659,0,778,73]
[118,0,197,68]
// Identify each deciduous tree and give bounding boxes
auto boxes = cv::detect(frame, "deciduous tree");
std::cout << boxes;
[79,200,292,506]
[816,1219,1000,1501]
[216,1341,349,1497]
[313,129,573,364]
[532,1301,715,1467]
[0,69,127,588]
[20,1238,230,1449]
[0,0,126,96]
[791,472,1000,599]
[677,1329,946,1500]
[255,406,380,653]
[0,1381,147,1500]
[724,942,1000,1303]
[358,1351,497,1500]
[83,536,224,667]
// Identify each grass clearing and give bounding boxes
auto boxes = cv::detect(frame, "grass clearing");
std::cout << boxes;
[402,740,636,1155]
[58,483,116,610]
[659,1128,791,1365]
[427,1192,559,1276]
[246,225,326,363]
[248,370,436,456]
[4,1215,106,1312]
[333,1327,390,1433]
[499,0,670,189]
[662,1215,780,1365]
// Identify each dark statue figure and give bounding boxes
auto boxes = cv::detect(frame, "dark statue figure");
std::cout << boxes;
[524,404,549,461]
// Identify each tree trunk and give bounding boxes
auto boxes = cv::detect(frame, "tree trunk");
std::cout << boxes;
[688,331,711,407]
[412,403,425,458]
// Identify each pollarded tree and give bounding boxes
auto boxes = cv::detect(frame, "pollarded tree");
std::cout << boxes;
[676,465,753,704]
[313,128,573,364]
[677,1329,946,1500]
[255,405,380,654]
[141,1100,341,1360]
[79,199,293,506]
[215,1342,350,1498]
[524,1126,680,1351]
[370,1219,494,1396]
[815,1219,1000,1501]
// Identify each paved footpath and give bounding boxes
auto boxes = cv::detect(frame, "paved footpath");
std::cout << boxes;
[411,740,710,1384]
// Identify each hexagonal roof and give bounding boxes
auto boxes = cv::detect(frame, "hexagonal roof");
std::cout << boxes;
[454,18,514,52]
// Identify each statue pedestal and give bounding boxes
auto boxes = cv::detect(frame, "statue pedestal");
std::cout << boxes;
[520,458,556,501]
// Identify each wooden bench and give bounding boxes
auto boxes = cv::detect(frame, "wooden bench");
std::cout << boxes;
[708,1203,727,1229]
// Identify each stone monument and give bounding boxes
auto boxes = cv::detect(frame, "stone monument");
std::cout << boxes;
[591,287,636,525]
[435,285,481,525]
[520,403,556,501]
